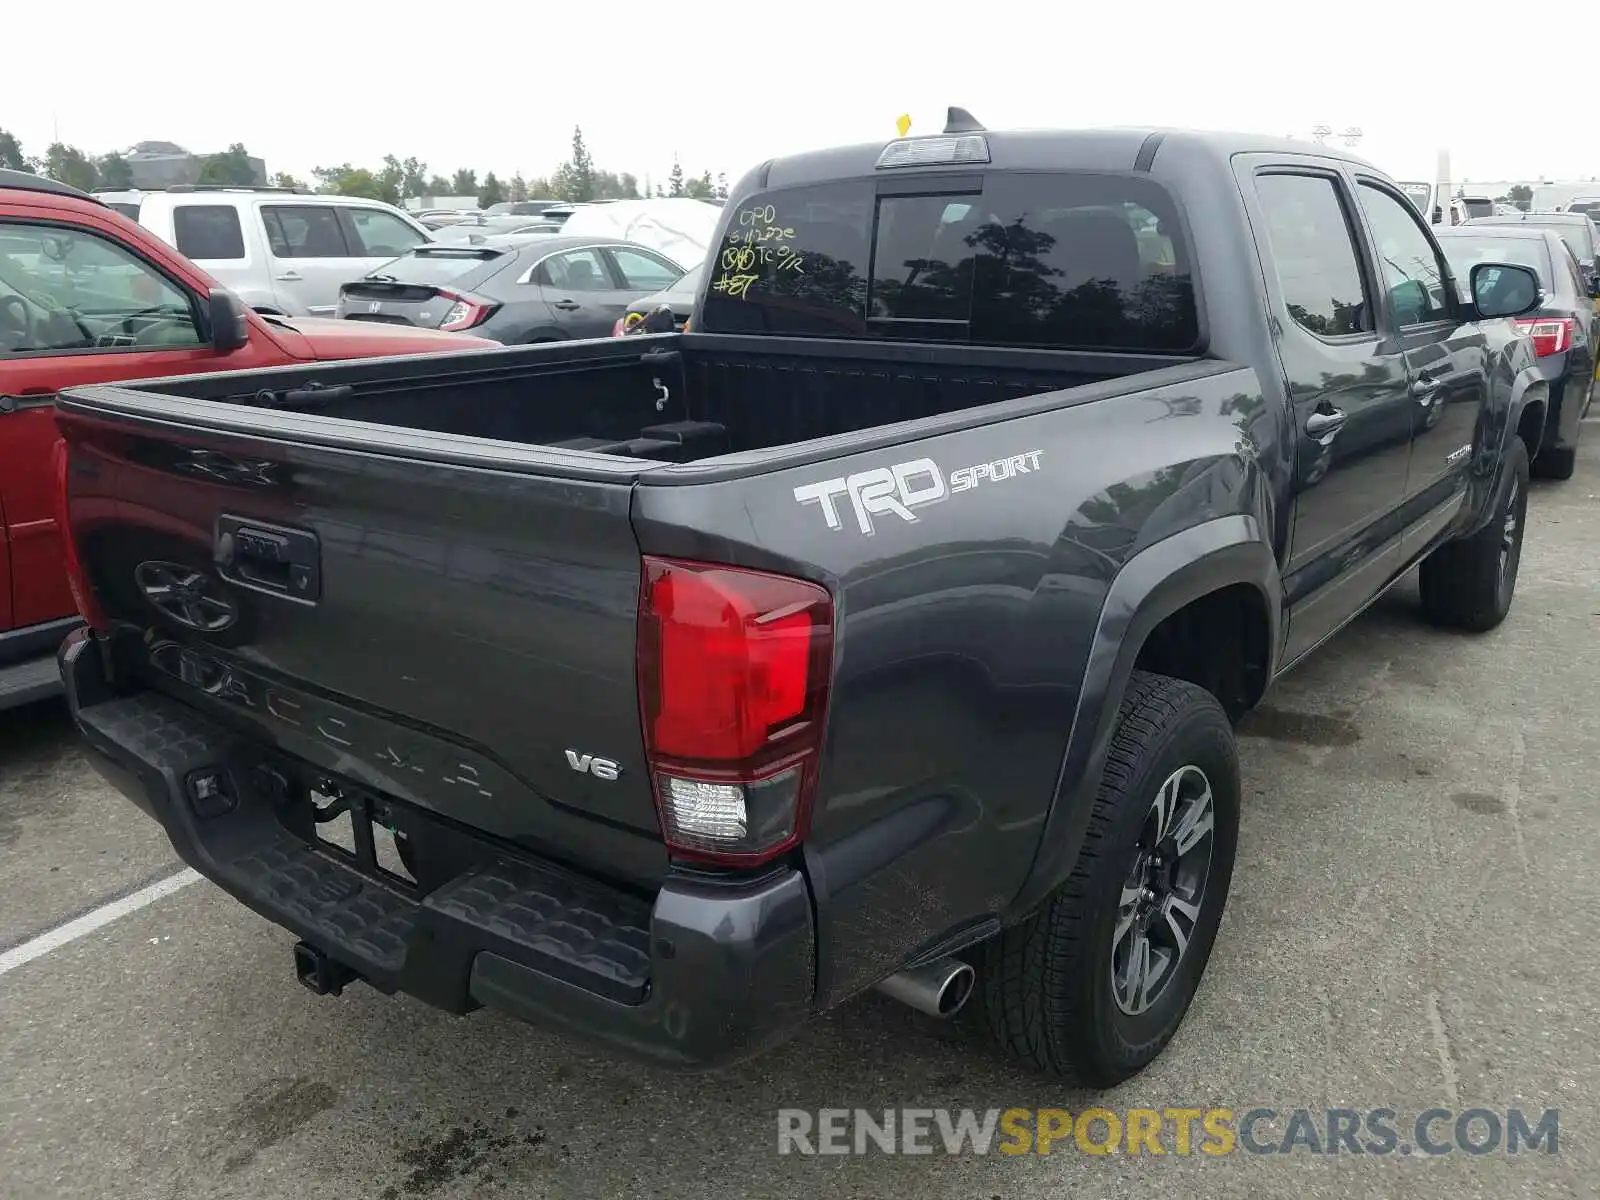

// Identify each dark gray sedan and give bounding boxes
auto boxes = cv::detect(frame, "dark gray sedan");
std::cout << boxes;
[334,235,686,343]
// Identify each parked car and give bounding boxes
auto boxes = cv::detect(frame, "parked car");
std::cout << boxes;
[55,120,1546,1084]
[484,199,564,217]
[1438,224,1597,477]
[0,169,492,710]
[335,235,685,342]
[113,185,433,316]
[612,262,702,334]
[429,214,552,242]
[1465,211,1600,293]
[1560,197,1600,219]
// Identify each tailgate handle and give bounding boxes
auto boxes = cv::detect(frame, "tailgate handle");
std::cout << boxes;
[215,514,321,603]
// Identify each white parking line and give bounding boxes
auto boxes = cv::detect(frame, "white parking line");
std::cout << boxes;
[0,869,201,977]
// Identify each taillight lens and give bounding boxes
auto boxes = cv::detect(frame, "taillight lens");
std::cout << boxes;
[636,556,833,865]
[437,290,497,331]
[52,437,108,631]
[1515,316,1574,357]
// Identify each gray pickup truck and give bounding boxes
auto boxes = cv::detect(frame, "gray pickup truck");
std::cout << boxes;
[54,113,1549,1086]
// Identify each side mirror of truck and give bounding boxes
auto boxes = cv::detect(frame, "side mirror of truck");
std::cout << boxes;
[1587,272,1600,299]
[1468,263,1542,320]
[208,288,249,353]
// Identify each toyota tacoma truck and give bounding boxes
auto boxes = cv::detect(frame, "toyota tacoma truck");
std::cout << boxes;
[53,115,1547,1084]
[0,168,493,710]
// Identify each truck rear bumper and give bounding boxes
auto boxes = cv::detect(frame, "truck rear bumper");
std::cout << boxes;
[59,629,816,1069]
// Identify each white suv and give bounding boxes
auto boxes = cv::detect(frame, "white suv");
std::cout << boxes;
[96,186,432,316]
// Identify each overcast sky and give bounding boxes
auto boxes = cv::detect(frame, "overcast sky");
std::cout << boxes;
[6,2,1590,191]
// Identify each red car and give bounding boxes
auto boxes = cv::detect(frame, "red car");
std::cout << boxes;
[0,169,494,709]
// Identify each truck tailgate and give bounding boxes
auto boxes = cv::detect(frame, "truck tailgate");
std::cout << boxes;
[55,387,668,886]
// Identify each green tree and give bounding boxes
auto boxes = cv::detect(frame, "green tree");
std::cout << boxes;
[683,169,714,200]
[0,128,28,171]
[1507,183,1533,212]
[311,164,386,200]
[509,172,528,203]
[714,172,729,200]
[553,126,596,202]
[375,155,406,205]
[400,157,428,202]
[617,172,640,199]
[525,175,553,199]
[667,156,685,198]
[43,143,98,191]
[97,152,134,189]
[271,171,307,191]
[479,171,506,209]
[197,143,260,186]
[450,167,478,195]
[425,174,452,196]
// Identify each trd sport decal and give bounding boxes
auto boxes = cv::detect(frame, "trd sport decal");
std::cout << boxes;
[793,450,1044,535]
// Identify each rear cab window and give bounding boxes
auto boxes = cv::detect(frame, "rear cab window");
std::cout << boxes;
[699,172,1199,352]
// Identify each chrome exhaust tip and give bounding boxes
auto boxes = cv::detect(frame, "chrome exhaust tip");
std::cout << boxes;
[874,957,975,1019]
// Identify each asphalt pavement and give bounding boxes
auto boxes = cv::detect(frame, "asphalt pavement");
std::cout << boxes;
[4,429,1600,1199]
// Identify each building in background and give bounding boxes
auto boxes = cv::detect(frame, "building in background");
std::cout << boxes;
[124,141,266,189]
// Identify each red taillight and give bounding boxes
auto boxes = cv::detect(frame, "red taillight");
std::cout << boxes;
[51,437,108,631]
[636,556,833,865]
[1515,316,1573,357]
[437,290,497,331]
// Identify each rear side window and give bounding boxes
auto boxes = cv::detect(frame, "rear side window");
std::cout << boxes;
[1254,174,1372,337]
[261,205,350,257]
[699,172,1199,351]
[173,204,246,260]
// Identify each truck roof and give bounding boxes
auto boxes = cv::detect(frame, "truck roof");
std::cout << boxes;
[0,167,103,205]
[754,125,1383,192]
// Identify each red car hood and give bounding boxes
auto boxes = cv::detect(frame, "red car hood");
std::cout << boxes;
[268,315,497,359]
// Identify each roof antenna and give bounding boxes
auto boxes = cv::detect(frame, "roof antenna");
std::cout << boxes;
[944,107,986,134]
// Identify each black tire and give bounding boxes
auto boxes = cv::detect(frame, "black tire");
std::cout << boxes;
[977,671,1239,1086]
[1418,436,1530,632]
[1531,444,1576,481]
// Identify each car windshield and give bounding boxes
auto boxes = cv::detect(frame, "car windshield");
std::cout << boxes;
[1439,235,1552,290]
[370,246,507,284]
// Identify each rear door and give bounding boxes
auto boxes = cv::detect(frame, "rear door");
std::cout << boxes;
[257,203,426,316]
[1242,164,1417,663]
[532,246,637,339]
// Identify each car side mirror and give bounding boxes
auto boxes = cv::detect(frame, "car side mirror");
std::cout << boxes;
[207,288,249,352]
[1469,263,1542,319]
[1588,273,1600,299]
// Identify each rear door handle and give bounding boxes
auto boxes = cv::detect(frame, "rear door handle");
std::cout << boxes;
[1410,373,1442,401]
[1305,408,1347,440]
[274,271,303,282]
[552,299,581,311]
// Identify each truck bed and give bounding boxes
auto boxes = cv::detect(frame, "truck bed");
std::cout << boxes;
[101,332,1204,467]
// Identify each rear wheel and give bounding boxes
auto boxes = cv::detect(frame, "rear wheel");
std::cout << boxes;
[977,671,1239,1085]
[1532,444,1577,481]
[1419,436,1529,631]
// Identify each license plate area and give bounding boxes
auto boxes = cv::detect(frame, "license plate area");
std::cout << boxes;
[309,780,421,889]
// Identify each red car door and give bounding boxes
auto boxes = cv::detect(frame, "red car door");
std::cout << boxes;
[0,199,293,631]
